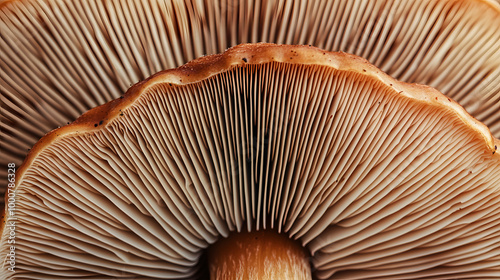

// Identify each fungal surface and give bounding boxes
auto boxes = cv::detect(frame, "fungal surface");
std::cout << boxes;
[1,44,499,279]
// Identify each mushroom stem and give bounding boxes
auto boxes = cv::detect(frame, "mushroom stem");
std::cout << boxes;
[208,229,312,280]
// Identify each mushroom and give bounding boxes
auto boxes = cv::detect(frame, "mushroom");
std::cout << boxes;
[1,0,500,204]
[1,43,499,279]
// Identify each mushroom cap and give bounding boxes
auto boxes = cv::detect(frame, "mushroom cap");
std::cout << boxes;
[1,43,499,279]
[1,0,500,198]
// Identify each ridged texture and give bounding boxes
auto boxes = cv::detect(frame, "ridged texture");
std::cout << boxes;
[1,0,500,193]
[1,57,499,279]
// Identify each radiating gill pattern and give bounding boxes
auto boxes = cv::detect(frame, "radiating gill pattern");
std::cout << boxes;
[2,61,499,279]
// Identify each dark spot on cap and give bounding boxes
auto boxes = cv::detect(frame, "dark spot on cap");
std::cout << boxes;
[94,124,98,127]
[363,69,366,72]
[119,96,124,99]
[448,98,451,102]
[242,58,247,62]
[99,120,103,125]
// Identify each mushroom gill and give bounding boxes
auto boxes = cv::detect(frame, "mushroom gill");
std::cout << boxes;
[1,44,499,279]
[1,0,500,199]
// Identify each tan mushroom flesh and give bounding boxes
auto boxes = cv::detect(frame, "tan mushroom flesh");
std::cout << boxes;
[1,43,499,279]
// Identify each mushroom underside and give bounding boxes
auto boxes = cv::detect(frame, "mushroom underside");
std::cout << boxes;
[2,49,499,279]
